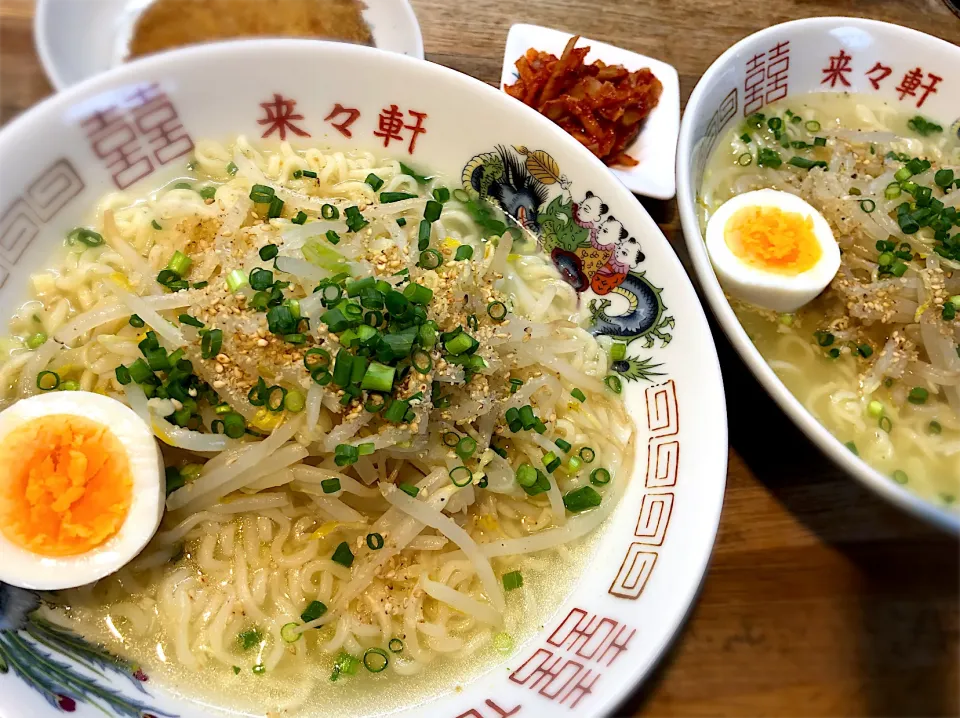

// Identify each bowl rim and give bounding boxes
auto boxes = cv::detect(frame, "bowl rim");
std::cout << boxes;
[0,36,730,717]
[676,16,960,533]
[32,0,425,90]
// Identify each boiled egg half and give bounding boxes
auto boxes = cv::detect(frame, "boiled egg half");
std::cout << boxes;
[706,189,840,312]
[0,391,163,590]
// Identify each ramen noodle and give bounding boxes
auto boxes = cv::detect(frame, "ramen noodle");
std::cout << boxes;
[701,93,960,504]
[0,138,633,712]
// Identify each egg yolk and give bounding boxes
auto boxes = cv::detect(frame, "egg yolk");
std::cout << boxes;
[0,415,132,557]
[724,205,821,274]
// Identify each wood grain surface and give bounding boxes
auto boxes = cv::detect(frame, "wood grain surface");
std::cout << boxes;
[1,0,958,715]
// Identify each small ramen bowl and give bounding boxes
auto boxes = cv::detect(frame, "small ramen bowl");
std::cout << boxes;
[0,40,726,718]
[677,17,960,532]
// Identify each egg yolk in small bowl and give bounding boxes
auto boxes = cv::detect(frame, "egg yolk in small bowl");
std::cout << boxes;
[724,205,821,275]
[0,414,133,556]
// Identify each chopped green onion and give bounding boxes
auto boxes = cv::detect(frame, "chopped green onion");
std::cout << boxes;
[788,156,827,170]
[25,331,47,349]
[301,600,327,623]
[383,398,410,423]
[252,664,266,675]
[455,436,477,460]
[366,533,384,550]
[879,416,893,433]
[114,365,132,385]
[321,204,339,220]
[201,328,222,359]
[284,389,305,413]
[398,482,419,497]
[344,206,368,233]
[813,137,827,147]
[380,191,418,203]
[267,195,284,219]
[365,173,384,191]
[543,451,561,473]
[129,314,145,328]
[554,438,572,452]
[579,446,596,463]
[417,220,432,250]
[563,486,602,513]
[67,227,104,247]
[757,148,782,168]
[571,388,586,403]
[892,469,908,484]
[304,347,332,372]
[859,199,876,214]
[402,282,433,305]
[737,153,753,166]
[37,371,60,391]
[928,421,943,435]
[419,248,442,269]
[478,302,508,326]
[502,571,523,591]
[590,467,611,485]
[908,387,929,405]
[935,169,955,188]
[805,120,821,132]
[199,185,217,200]
[449,466,473,487]
[178,313,204,328]
[604,375,623,394]
[332,541,354,567]
[301,170,318,179]
[249,184,275,203]
[411,349,433,374]
[518,405,536,430]
[226,162,238,176]
[166,251,192,276]
[237,628,262,650]
[226,268,248,292]
[516,463,537,488]
[567,456,583,473]
[280,622,301,643]
[363,647,388,673]
[265,385,287,412]
[454,245,474,261]
[335,443,360,466]
[388,638,404,653]
[361,361,396,392]
[320,478,341,494]
[424,200,442,223]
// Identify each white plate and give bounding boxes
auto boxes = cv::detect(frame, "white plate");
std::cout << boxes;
[34,0,424,90]
[501,24,681,200]
[0,40,726,717]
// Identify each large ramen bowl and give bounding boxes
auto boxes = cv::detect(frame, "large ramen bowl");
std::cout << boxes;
[677,17,960,532]
[0,41,726,718]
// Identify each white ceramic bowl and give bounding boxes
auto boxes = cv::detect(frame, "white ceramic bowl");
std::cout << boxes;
[0,40,726,717]
[34,0,424,90]
[677,17,960,532]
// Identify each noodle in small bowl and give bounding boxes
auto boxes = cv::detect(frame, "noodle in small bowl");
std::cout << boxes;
[678,18,960,531]
[0,41,725,718]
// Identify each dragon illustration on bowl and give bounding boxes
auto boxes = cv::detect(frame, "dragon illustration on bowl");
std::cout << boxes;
[462,145,674,381]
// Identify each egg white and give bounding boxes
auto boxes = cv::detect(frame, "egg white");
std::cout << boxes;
[706,189,841,313]
[0,392,163,590]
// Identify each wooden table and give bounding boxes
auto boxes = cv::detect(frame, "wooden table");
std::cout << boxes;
[2,0,958,714]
